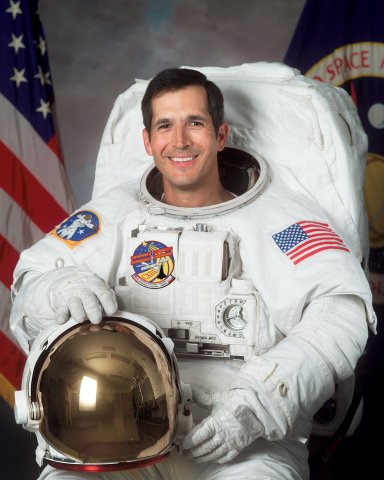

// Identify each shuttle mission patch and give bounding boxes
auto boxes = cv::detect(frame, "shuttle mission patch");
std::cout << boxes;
[131,240,175,288]
[50,210,101,248]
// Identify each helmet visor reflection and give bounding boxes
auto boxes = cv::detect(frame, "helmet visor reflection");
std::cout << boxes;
[36,320,178,464]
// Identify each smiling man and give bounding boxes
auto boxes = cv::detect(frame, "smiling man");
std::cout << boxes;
[141,69,233,207]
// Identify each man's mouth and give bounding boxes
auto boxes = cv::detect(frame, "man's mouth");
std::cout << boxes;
[168,156,196,162]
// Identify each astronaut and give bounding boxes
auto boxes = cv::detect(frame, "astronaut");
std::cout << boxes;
[10,64,376,480]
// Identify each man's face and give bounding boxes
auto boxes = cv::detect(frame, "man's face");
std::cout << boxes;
[142,85,228,201]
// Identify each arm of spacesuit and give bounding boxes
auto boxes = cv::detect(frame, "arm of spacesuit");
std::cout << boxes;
[237,293,367,437]
[182,293,368,463]
[10,264,118,353]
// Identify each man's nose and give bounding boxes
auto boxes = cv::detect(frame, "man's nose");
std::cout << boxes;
[172,125,190,148]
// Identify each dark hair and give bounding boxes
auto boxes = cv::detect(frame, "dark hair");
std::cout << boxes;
[141,68,224,136]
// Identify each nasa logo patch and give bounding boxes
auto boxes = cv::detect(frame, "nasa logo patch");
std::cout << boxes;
[131,240,175,289]
[50,210,101,248]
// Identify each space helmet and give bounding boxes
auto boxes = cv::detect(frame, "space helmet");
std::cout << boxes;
[14,310,192,472]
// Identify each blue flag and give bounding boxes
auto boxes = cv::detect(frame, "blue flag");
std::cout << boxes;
[284,0,384,304]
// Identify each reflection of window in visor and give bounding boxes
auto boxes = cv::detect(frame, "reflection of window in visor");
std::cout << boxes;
[33,319,178,469]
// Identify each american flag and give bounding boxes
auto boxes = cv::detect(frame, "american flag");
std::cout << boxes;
[0,0,76,405]
[272,220,350,265]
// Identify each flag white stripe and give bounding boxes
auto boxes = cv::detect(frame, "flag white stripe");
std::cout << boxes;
[0,92,75,212]
[0,188,45,252]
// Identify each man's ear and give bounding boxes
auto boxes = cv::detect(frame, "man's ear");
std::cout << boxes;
[142,128,153,156]
[217,123,229,152]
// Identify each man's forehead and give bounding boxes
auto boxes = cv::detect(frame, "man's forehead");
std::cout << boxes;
[152,85,207,106]
[150,85,210,121]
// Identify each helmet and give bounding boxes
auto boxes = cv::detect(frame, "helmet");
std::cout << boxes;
[14,311,191,472]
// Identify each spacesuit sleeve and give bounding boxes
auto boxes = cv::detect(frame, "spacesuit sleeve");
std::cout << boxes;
[232,293,368,440]
[9,224,86,353]
[9,252,80,354]
[10,271,57,353]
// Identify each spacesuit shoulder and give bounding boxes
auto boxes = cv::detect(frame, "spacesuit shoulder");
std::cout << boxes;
[13,183,144,282]
[228,195,375,334]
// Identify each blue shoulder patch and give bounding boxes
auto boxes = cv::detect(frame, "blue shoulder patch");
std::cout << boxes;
[50,210,101,248]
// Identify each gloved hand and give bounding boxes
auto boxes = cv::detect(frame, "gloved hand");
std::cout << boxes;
[182,387,264,464]
[49,264,118,324]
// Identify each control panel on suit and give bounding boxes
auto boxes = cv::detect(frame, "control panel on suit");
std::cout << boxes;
[116,224,261,361]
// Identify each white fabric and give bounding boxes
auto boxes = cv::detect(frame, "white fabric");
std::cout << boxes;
[115,226,261,361]
[93,62,369,269]
[49,264,118,324]
[10,264,117,351]
[9,203,371,477]
[230,294,367,440]
[8,62,376,479]
[10,203,375,352]
[182,387,264,463]
[36,438,309,480]
[181,295,366,464]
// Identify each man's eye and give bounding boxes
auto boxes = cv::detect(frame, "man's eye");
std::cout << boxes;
[158,123,170,130]
[189,121,203,127]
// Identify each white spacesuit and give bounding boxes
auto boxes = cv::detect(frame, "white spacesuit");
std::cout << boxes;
[10,63,376,480]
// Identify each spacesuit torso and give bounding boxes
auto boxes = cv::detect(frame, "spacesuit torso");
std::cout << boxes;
[12,147,374,434]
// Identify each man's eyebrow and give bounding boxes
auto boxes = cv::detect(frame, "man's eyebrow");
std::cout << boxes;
[152,113,209,128]
[187,114,209,122]
[152,117,172,128]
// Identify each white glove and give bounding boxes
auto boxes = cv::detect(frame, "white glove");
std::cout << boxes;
[49,264,118,324]
[182,387,264,464]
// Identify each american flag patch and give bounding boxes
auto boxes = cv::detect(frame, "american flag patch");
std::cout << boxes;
[272,221,350,265]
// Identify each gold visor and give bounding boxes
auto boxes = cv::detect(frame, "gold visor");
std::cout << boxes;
[34,319,178,466]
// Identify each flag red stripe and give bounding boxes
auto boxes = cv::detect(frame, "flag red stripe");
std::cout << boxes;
[47,133,63,162]
[0,330,26,390]
[0,189,44,250]
[289,237,346,258]
[0,235,20,289]
[298,221,329,228]
[0,93,75,213]
[0,140,68,233]
[293,246,350,265]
